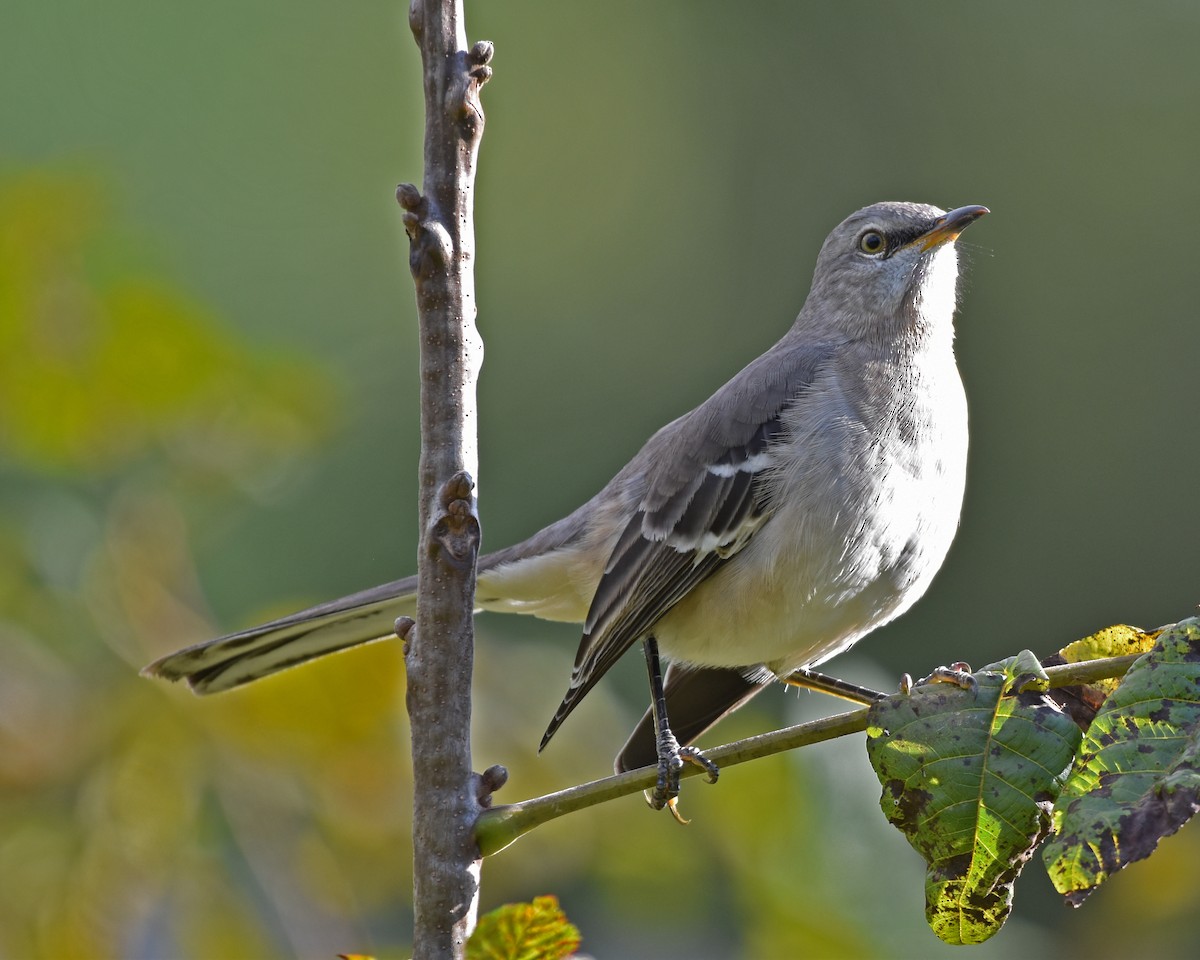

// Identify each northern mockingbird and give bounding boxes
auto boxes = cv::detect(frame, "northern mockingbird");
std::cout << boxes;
[145,201,988,814]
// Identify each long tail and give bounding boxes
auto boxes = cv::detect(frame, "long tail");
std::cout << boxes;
[142,577,418,694]
[143,507,596,696]
[143,557,774,767]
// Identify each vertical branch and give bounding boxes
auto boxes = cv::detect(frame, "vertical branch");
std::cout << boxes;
[396,1,492,956]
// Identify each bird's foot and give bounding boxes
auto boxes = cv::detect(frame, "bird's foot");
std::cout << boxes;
[900,661,976,694]
[648,734,719,824]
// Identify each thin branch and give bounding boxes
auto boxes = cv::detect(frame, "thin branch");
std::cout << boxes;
[398,1,492,957]
[477,708,868,857]
[474,654,1143,857]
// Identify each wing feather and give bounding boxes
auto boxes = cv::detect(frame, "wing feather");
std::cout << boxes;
[540,337,839,748]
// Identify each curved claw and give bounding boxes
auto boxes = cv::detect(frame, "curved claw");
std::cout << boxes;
[647,745,720,823]
[680,746,719,784]
[916,663,977,692]
[666,796,691,825]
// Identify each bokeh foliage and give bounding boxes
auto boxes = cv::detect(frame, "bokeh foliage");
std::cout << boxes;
[3,2,1200,957]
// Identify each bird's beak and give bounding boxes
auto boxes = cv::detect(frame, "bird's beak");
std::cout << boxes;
[917,204,990,252]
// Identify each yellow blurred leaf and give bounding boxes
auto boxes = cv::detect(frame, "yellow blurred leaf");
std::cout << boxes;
[467,895,581,960]
[0,171,337,480]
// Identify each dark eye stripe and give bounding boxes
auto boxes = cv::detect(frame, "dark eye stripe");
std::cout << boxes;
[890,223,931,249]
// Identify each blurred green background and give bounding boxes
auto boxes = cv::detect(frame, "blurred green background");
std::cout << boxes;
[2,2,1198,957]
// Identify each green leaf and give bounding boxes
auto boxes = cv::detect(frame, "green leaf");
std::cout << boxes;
[1039,624,1159,732]
[466,895,581,960]
[865,652,1082,944]
[1053,623,1161,698]
[1042,617,1200,905]
[1058,622,1161,667]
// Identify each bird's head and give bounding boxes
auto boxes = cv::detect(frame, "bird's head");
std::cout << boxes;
[802,201,988,340]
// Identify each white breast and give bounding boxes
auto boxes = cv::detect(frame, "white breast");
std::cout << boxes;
[653,338,968,675]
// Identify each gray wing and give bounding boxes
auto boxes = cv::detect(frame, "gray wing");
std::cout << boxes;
[540,337,836,748]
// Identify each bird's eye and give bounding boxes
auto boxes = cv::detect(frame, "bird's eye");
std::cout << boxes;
[859,230,886,255]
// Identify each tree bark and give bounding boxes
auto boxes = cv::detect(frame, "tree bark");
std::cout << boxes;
[397,1,491,956]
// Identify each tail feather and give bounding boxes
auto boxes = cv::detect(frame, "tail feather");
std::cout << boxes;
[145,507,596,696]
[142,576,418,694]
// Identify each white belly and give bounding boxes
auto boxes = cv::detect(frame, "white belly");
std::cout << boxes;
[653,359,968,676]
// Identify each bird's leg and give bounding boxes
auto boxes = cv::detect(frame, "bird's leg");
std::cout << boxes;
[643,637,719,823]
[900,661,976,694]
[782,666,889,705]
